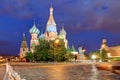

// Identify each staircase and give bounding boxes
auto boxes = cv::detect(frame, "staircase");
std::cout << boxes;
[3,63,25,80]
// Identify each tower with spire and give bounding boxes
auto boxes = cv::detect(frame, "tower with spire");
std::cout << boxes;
[59,24,68,48]
[29,20,40,52]
[19,33,28,58]
[45,5,57,40]
[100,38,108,50]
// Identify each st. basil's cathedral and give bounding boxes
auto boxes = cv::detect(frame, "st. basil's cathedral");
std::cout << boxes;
[19,6,68,59]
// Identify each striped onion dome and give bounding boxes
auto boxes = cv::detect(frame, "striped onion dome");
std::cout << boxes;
[29,22,40,34]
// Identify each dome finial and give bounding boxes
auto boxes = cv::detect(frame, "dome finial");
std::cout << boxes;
[62,23,64,29]
[29,19,40,34]
[50,0,52,8]
[34,18,36,25]
[50,1,53,15]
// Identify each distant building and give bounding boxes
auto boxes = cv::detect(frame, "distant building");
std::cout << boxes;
[108,46,120,57]
[100,38,120,57]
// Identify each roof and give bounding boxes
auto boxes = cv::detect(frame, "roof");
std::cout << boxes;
[71,45,76,51]
[108,46,120,56]
[29,21,40,34]
[21,34,28,48]
[60,25,66,35]
[47,7,56,25]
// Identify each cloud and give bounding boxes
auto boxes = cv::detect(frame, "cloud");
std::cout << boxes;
[82,0,91,5]
[0,0,48,19]
[58,0,120,34]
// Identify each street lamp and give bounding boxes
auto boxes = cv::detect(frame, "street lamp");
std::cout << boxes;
[91,55,96,60]
[91,54,97,63]
[53,39,60,64]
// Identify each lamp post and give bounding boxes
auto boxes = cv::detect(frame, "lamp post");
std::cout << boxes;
[53,39,59,64]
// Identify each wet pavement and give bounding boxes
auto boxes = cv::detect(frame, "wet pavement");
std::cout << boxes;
[11,63,120,80]
[0,65,5,80]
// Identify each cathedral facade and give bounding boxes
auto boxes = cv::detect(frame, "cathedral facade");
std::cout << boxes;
[19,6,68,58]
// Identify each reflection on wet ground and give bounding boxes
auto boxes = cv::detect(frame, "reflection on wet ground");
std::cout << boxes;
[0,65,5,80]
[11,64,120,80]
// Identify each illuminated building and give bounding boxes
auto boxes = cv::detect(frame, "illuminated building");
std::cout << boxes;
[100,38,120,58]
[20,5,68,53]
[19,33,28,59]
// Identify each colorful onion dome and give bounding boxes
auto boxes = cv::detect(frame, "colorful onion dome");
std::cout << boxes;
[47,25,57,32]
[29,21,40,34]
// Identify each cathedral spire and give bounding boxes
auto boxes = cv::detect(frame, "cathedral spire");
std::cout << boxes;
[71,45,76,51]
[23,33,25,37]
[47,4,56,26]
[62,23,64,29]
[60,23,66,35]
[62,24,65,32]
[34,18,36,25]
[50,2,53,14]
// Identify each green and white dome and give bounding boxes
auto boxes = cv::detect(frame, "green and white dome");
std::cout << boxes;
[29,21,40,34]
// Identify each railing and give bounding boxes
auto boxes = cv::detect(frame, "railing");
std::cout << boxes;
[3,63,25,80]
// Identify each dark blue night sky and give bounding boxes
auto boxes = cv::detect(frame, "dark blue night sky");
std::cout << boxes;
[0,0,120,56]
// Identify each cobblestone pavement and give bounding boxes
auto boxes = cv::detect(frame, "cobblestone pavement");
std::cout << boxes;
[10,63,120,80]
